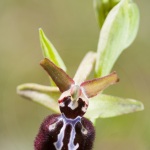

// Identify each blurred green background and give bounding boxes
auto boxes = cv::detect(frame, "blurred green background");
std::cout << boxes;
[0,0,149,149]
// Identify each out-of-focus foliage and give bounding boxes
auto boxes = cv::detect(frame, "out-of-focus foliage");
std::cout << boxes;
[0,0,149,150]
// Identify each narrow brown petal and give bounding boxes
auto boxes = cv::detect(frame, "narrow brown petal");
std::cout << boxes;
[40,58,74,92]
[80,72,119,98]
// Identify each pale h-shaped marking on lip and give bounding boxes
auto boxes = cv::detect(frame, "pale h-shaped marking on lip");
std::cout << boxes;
[54,113,81,150]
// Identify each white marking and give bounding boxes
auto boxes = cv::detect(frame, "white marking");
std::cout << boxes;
[49,122,57,131]
[54,121,66,150]
[68,124,79,150]
[68,100,78,110]
[49,117,62,131]
[81,105,87,112]
[54,114,81,150]
[59,102,65,107]
[81,126,88,135]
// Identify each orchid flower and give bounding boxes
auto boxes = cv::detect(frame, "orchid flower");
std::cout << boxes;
[17,0,144,149]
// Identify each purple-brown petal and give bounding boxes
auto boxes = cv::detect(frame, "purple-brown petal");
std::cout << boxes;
[80,72,119,98]
[40,58,74,92]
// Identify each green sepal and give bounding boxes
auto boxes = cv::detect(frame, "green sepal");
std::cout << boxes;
[85,94,144,125]
[17,83,60,113]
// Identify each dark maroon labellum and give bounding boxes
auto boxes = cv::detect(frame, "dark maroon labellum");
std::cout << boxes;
[34,114,95,150]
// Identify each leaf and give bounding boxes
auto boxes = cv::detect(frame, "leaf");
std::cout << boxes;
[95,0,140,77]
[81,72,119,98]
[39,28,66,71]
[40,58,74,92]
[85,94,144,124]
[17,83,60,113]
[73,51,96,84]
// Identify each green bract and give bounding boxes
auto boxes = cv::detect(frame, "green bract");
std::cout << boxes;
[17,0,144,125]
[95,0,140,77]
